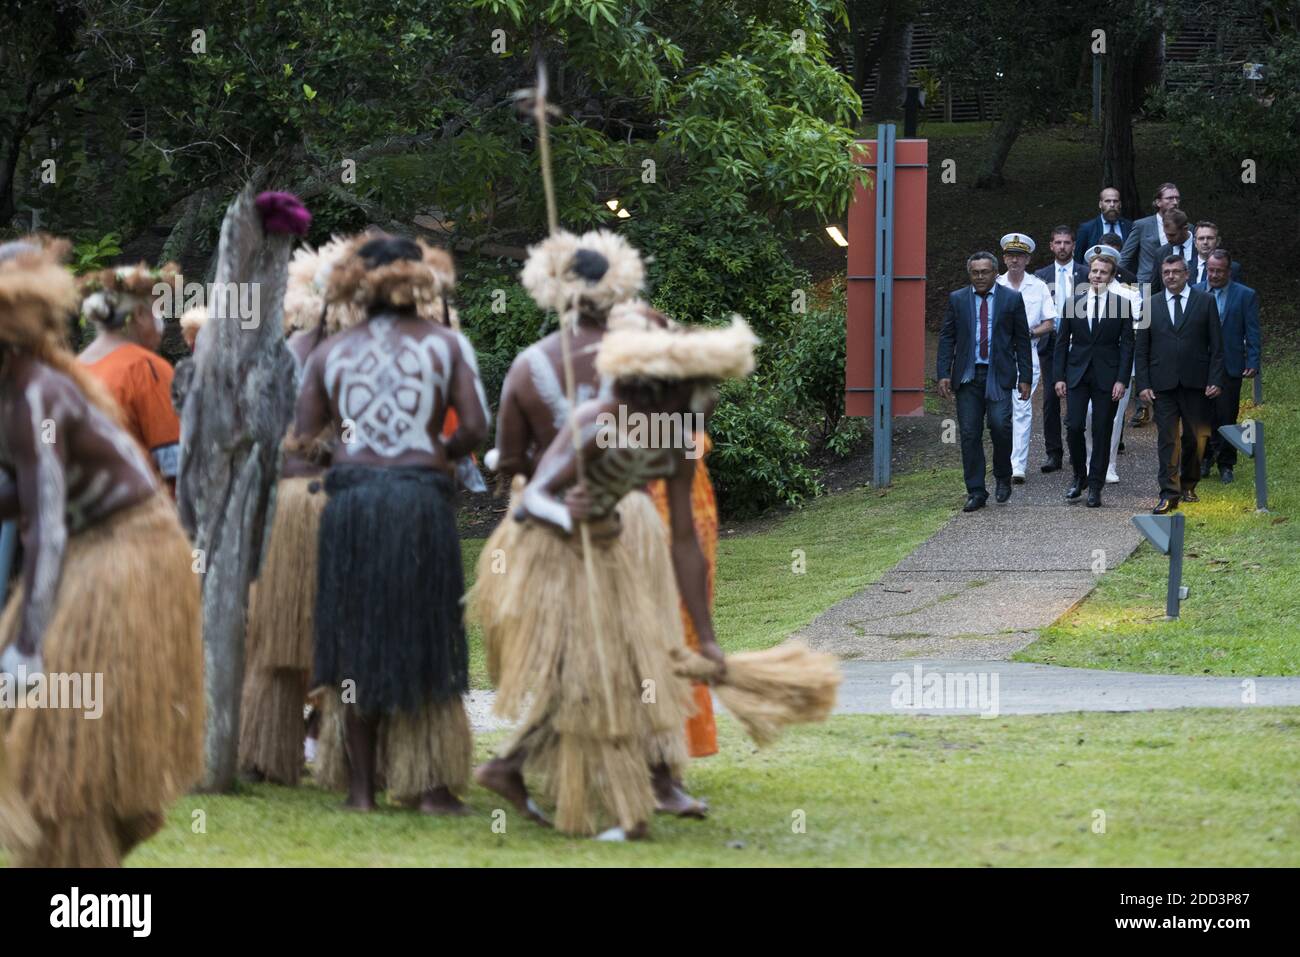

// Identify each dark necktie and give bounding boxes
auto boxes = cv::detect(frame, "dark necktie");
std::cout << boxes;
[1172,292,1183,329]
[978,294,989,360]
[1090,293,1099,333]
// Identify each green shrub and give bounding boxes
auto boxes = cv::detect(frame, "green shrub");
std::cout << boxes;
[708,374,822,517]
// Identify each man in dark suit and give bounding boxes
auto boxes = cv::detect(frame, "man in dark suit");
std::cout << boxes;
[1188,221,1242,288]
[1196,249,1260,483]
[1075,187,1133,264]
[1120,182,1182,283]
[1035,225,1089,472]
[1135,255,1227,513]
[937,251,1033,512]
[1150,209,1196,294]
[1053,246,1135,507]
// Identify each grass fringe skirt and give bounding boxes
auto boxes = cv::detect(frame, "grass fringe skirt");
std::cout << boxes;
[311,689,471,800]
[310,465,471,799]
[314,465,468,714]
[0,494,203,867]
[468,489,692,834]
[237,475,326,785]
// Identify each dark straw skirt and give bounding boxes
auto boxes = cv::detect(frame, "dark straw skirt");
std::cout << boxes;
[313,465,468,715]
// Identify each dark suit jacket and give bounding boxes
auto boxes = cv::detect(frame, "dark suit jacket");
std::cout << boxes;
[1053,289,1136,390]
[936,285,1032,392]
[1135,287,1227,394]
[1033,260,1088,356]
[1151,245,1242,292]
[1193,280,1261,378]
[1075,216,1134,264]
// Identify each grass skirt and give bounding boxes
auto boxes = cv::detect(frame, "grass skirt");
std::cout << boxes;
[237,475,325,785]
[311,689,471,800]
[248,475,325,672]
[0,494,203,867]
[468,490,692,834]
[314,465,468,714]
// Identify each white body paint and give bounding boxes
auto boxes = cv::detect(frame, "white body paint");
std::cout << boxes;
[323,317,452,458]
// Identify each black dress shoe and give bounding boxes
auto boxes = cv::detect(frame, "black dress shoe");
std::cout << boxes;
[1153,497,1179,515]
[1182,488,1199,503]
[1086,488,1102,508]
[1040,457,1063,473]
[995,481,1012,503]
[1200,459,1212,479]
[1012,474,1025,485]
[963,493,988,513]
[1220,467,1234,483]
[1065,481,1084,500]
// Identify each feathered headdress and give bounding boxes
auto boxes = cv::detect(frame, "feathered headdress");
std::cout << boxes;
[283,235,365,335]
[0,236,80,347]
[325,233,456,321]
[596,316,758,382]
[606,298,677,332]
[520,229,644,320]
[80,261,182,329]
[0,235,124,420]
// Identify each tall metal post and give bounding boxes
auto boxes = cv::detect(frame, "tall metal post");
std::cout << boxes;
[1165,511,1185,619]
[873,123,897,488]
[1253,421,1268,511]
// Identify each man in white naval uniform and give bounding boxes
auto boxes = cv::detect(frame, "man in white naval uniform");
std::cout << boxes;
[997,232,1058,483]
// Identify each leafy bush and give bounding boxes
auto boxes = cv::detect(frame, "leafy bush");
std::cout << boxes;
[627,189,809,336]
[708,374,821,517]
[775,279,850,447]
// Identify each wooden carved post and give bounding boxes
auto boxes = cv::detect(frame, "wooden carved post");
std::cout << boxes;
[177,185,300,793]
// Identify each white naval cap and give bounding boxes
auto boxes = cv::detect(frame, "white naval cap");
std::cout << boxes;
[1084,244,1120,265]
[1000,233,1035,255]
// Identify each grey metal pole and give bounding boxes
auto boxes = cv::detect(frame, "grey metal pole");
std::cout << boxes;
[1166,511,1185,619]
[1254,421,1267,511]
[873,123,897,489]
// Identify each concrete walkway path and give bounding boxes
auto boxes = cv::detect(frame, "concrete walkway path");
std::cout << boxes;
[797,390,1158,661]
[833,658,1300,716]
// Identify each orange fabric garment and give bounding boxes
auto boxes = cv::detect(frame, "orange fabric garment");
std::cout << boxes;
[648,432,719,758]
[82,343,180,460]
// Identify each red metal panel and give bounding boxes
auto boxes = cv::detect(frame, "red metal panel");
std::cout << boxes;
[845,138,927,418]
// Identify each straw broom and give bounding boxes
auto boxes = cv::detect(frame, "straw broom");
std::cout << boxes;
[672,641,842,748]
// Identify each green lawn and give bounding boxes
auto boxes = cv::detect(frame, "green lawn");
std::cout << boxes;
[1020,364,1300,677]
[462,467,961,686]
[111,708,1300,867]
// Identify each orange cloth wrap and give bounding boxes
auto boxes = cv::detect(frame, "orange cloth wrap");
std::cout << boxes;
[648,433,719,759]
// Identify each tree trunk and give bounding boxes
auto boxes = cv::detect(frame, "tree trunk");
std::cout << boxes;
[871,18,914,120]
[177,185,298,793]
[974,102,1026,189]
[0,132,23,226]
[1102,43,1141,219]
